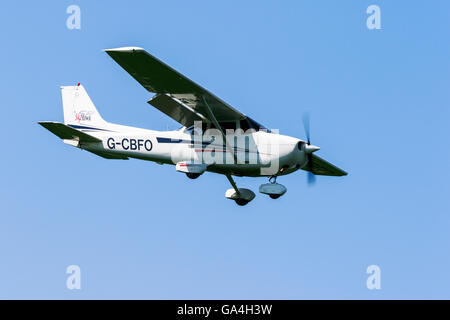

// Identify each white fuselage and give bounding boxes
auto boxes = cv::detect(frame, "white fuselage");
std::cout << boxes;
[71,122,308,177]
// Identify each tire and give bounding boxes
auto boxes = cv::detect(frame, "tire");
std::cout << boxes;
[186,173,201,179]
[235,199,249,206]
[269,194,281,199]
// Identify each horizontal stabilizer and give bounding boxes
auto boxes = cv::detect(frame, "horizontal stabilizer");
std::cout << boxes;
[38,121,101,143]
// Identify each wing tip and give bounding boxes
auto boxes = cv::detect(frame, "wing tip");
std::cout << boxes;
[38,121,58,126]
[103,46,144,53]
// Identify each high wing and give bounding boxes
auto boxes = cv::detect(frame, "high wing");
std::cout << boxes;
[302,154,347,176]
[104,47,246,127]
[148,93,203,127]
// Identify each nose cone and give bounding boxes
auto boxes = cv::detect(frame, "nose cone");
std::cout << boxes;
[304,144,320,153]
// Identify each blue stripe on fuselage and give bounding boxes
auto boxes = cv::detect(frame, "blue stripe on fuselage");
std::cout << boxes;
[68,124,113,132]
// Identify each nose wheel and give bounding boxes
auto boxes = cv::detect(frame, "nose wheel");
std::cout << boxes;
[259,175,287,199]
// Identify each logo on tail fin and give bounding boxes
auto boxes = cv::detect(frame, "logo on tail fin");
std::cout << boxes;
[74,110,94,123]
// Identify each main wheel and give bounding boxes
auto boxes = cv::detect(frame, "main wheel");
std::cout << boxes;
[235,199,250,206]
[269,194,281,199]
[186,173,201,179]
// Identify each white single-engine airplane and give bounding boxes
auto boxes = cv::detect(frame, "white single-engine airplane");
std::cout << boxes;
[39,47,347,206]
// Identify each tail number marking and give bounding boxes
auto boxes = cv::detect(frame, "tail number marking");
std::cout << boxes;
[107,138,152,151]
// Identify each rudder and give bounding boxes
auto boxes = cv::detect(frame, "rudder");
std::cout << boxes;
[61,84,107,126]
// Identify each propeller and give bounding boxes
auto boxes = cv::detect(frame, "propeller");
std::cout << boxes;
[302,113,318,186]
[303,113,311,145]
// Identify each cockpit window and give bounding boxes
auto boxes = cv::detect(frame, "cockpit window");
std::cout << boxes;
[186,121,237,134]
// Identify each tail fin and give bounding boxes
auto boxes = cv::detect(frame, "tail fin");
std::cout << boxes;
[61,84,107,126]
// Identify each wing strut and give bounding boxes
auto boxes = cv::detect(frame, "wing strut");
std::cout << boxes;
[201,96,242,198]
[225,174,241,196]
[201,95,238,164]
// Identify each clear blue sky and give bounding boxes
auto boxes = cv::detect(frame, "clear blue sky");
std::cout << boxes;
[1,0,449,299]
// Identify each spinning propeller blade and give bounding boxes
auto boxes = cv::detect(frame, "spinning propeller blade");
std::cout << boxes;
[302,113,317,186]
[302,113,311,145]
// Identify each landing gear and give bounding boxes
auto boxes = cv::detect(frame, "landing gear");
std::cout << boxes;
[186,172,201,179]
[225,187,255,206]
[259,175,287,199]
[224,174,255,206]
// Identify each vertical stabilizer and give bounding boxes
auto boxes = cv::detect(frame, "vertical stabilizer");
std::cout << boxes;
[61,84,107,126]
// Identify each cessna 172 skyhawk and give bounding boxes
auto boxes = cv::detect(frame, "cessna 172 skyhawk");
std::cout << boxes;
[39,47,347,206]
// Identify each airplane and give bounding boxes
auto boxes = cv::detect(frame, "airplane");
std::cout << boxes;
[39,47,347,206]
